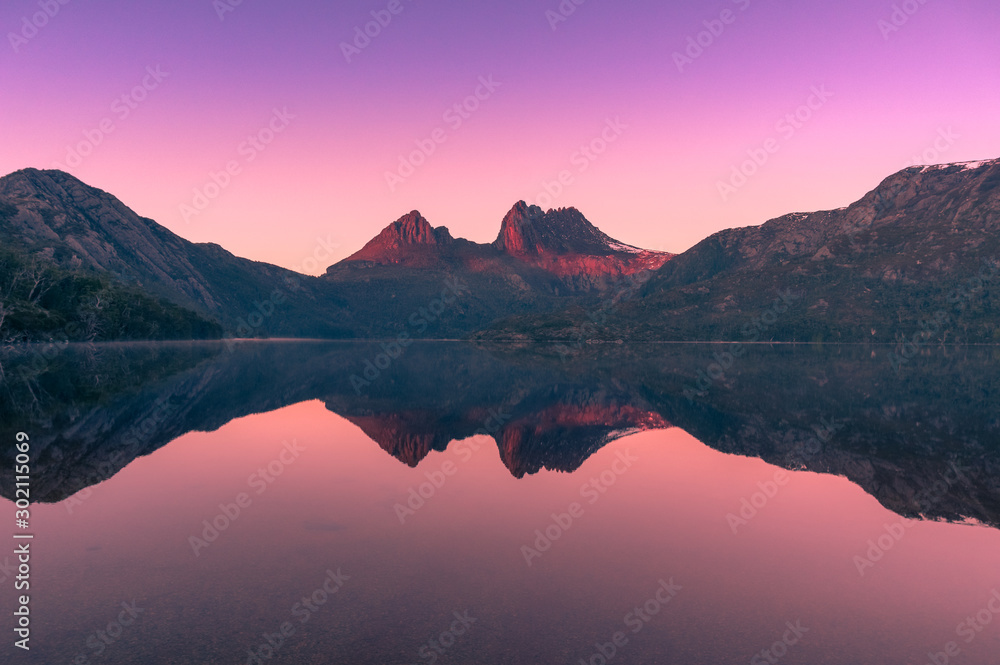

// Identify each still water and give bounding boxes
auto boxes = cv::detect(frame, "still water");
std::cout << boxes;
[1,341,999,664]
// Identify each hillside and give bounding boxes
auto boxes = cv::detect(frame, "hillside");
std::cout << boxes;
[475,159,1000,344]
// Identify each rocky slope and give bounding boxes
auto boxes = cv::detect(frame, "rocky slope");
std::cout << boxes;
[0,169,307,320]
[477,159,1000,343]
[344,211,458,265]
[332,201,672,291]
[0,170,671,339]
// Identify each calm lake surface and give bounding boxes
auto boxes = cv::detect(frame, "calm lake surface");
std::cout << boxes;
[1,341,998,664]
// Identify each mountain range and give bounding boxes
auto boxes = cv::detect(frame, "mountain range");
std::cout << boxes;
[1,159,998,343]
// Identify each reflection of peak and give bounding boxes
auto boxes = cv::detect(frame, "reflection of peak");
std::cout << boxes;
[338,398,671,477]
[342,412,453,466]
[6,342,1000,534]
[495,403,670,478]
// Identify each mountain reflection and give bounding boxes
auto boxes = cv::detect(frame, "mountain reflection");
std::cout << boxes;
[2,340,998,529]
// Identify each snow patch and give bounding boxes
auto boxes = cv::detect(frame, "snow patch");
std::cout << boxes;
[918,159,995,173]
[957,160,993,171]
[605,240,645,254]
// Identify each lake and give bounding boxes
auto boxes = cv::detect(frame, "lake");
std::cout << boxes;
[2,341,999,664]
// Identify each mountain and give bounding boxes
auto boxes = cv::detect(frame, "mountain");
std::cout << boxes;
[476,159,1000,344]
[0,170,671,340]
[0,168,350,339]
[344,210,458,265]
[492,201,671,278]
[332,201,672,290]
[10,158,996,345]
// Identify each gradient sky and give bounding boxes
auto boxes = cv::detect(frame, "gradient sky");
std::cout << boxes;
[2,0,999,272]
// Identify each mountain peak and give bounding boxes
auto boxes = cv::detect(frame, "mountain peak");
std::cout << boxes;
[493,201,545,253]
[335,202,672,279]
[494,202,643,256]
[387,210,442,244]
[344,210,455,264]
[0,168,85,200]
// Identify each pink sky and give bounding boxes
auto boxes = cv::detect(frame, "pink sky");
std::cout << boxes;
[2,0,999,272]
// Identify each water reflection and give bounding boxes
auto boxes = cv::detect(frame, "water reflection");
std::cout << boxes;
[1,341,999,664]
[2,341,998,528]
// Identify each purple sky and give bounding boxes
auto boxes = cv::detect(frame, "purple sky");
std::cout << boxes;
[2,0,998,271]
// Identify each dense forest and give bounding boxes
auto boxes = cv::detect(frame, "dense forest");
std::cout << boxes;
[0,240,222,343]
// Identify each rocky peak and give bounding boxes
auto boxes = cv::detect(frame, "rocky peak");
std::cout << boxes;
[336,202,673,280]
[0,167,71,199]
[344,210,455,263]
[381,211,454,247]
[493,201,646,256]
[493,201,546,253]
